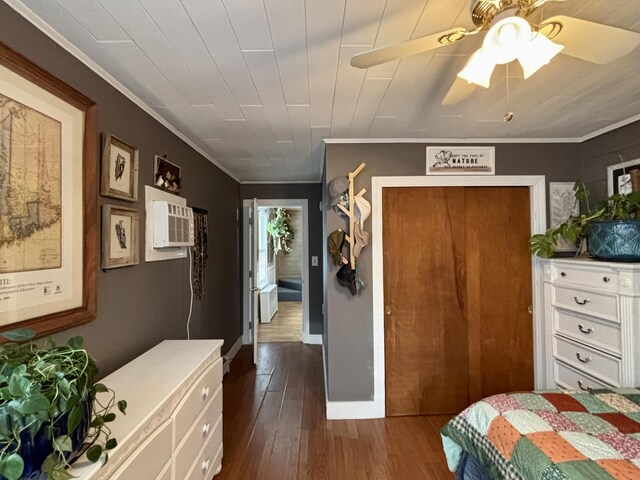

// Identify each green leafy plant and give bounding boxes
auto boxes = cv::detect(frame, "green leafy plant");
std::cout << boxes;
[530,182,640,258]
[267,208,294,255]
[0,329,126,480]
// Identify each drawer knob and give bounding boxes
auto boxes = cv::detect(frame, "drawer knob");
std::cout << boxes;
[202,386,210,400]
[603,277,611,283]
[560,272,567,277]
[578,324,594,335]
[576,353,591,363]
[577,380,593,392]
[574,296,590,305]
[202,458,210,473]
[202,422,211,437]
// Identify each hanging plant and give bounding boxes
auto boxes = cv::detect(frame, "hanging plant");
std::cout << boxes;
[267,208,294,255]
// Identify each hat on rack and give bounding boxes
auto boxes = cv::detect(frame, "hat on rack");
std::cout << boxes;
[327,229,345,265]
[354,196,371,228]
[352,223,369,258]
[336,264,357,296]
[328,176,349,206]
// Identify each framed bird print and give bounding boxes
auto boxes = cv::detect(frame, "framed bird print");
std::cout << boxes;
[101,133,139,201]
[101,205,139,269]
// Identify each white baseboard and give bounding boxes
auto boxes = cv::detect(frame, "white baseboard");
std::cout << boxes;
[325,400,383,420]
[223,336,243,375]
[304,334,323,345]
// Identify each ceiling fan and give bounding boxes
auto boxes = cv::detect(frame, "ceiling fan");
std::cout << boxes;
[350,0,640,105]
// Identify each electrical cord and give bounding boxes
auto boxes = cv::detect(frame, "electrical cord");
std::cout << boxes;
[186,246,194,340]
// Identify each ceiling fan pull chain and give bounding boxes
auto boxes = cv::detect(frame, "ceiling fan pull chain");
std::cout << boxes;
[504,63,514,122]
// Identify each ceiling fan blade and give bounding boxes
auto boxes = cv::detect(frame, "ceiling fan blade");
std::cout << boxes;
[442,77,478,106]
[350,27,469,69]
[542,15,640,64]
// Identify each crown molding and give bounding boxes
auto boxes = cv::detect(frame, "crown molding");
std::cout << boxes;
[241,180,321,184]
[323,137,580,144]
[578,113,640,142]
[4,0,240,183]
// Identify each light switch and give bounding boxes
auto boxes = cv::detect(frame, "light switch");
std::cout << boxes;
[311,256,319,266]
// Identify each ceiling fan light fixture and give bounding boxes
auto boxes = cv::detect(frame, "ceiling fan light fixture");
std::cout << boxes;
[457,49,495,88]
[517,33,565,78]
[483,16,532,64]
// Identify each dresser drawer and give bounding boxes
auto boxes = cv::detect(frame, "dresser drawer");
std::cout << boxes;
[554,309,621,355]
[552,285,618,322]
[552,263,619,292]
[186,418,223,480]
[174,385,223,480]
[554,360,611,391]
[553,335,621,386]
[173,357,223,444]
[111,420,172,480]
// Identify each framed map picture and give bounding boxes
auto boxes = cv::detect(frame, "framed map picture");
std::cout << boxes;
[0,42,97,337]
[101,205,139,269]
[101,133,139,201]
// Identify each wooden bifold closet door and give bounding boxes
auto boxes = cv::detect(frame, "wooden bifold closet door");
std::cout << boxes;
[383,187,533,417]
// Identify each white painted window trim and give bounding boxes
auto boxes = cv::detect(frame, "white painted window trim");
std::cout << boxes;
[370,175,547,419]
[242,199,313,344]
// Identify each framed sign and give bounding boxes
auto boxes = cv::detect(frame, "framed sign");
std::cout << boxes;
[0,42,97,337]
[426,146,495,175]
[607,158,640,196]
[101,133,139,202]
[101,205,139,269]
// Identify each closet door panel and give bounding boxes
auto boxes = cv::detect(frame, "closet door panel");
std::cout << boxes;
[464,187,534,403]
[383,187,469,416]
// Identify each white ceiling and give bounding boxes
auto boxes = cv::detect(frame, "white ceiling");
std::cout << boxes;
[8,0,640,182]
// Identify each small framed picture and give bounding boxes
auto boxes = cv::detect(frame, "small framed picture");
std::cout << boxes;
[101,205,139,269]
[607,158,640,196]
[549,182,579,252]
[101,133,139,202]
[154,155,181,194]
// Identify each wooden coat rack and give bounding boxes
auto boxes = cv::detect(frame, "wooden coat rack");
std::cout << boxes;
[336,162,366,269]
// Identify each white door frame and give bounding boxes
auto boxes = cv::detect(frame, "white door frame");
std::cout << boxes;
[242,199,314,344]
[371,175,547,418]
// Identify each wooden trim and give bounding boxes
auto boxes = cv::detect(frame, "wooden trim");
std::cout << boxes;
[0,41,98,338]
[371,175,546,418]
[326,400,379,420]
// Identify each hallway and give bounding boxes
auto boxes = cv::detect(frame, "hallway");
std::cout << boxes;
[257,302,302,343]
[216,343,453,480]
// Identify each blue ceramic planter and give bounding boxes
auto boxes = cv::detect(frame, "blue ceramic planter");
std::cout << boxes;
[0,397,91,480]
[587,220,640,262]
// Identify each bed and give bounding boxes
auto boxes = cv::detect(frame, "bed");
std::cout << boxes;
[441,388,640,479]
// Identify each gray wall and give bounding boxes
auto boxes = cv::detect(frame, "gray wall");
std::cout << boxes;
[580,120,640,199]
[241,183,323,335]
[324,142,581,401]
[0,3,242,376]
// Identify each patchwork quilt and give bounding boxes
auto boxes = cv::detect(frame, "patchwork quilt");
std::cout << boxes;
[441,388,640,480]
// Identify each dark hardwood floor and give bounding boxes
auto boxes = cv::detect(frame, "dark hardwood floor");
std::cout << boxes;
[215,343,453,480]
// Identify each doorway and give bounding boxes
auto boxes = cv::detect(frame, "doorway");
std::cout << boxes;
[242,200,311,359]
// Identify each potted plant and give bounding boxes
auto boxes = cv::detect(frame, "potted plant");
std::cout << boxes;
[0,329,126,480]
[267,208,294,255]
[530,182,640,260]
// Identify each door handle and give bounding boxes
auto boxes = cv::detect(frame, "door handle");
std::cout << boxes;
[250,287,260,293]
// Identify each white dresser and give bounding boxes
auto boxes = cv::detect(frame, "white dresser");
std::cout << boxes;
[68,340,224,480]
[542,258,640,391]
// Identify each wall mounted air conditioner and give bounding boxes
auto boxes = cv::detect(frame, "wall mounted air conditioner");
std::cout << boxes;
[153,200,194,248]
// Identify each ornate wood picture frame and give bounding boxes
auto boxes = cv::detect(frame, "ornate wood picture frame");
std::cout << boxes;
[101,133,139,202]
[0,42,97,338]
[101,205,139,269]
